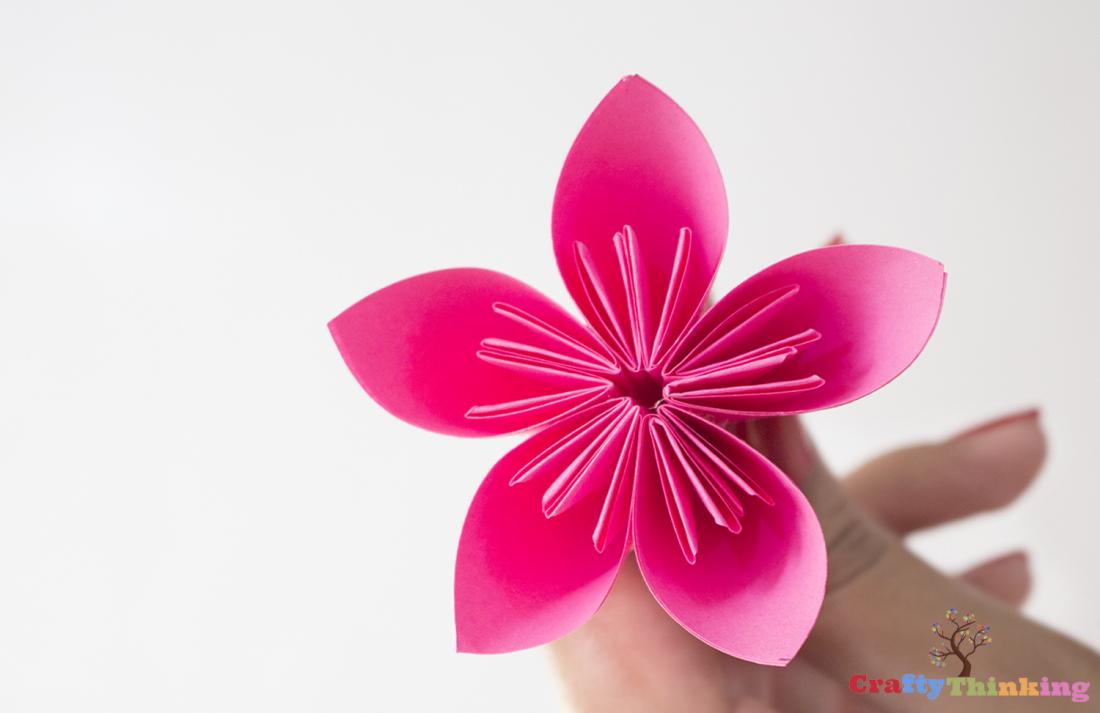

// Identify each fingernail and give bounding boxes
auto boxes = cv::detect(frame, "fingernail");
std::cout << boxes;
[946,410,1046,501]
[993,549,1029,566]
[949,408,1041,442]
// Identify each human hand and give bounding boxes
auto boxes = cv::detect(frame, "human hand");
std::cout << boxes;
[551,410,1100,711]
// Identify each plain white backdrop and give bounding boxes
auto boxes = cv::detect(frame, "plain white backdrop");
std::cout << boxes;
[1,1,1098,710]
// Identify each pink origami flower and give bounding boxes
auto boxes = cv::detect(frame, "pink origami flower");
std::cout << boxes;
[330,76,945,664]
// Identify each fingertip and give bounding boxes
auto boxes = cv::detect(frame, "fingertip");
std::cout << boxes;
[845,409,1047,534]
[948,407,1042,443]
[947,409,1046,510]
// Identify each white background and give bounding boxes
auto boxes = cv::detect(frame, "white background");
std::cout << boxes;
[1,1,1097,710]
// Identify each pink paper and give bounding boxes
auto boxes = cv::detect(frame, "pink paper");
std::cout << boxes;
[330,268,611,436]
[330,75,946,663]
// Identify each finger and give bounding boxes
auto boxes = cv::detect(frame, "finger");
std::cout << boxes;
[555,416,886,713]
[553,559,878,712]
[551,557,732,713]
[553,556,816,712]
[843,409,1044,534]
[805,543,1100,712]
[959,550,1032,608]
[745,416,1100,709]
[766,658,881,713]
[738,416,894,591]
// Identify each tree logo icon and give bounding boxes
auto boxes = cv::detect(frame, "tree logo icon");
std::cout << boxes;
[928,608,992,677]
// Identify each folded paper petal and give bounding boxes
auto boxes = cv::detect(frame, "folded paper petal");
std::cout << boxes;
[633,417,826,664]
[669,244,946,416]
[455,404,634,653]
[552,76,728,353]
[329,268,608,437]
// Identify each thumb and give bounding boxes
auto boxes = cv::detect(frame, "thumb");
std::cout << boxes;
[735,416,891,592]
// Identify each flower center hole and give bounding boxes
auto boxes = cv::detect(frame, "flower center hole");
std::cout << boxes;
[615,368,666,411]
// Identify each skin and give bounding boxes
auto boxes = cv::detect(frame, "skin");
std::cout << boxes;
[551,410,1100,711]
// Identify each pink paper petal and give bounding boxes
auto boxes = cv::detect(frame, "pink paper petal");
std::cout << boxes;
[455,405,637,653]
[633,413,826,664]
[329,268,605,437]
[669,244,946,416]
[552,76,728,359]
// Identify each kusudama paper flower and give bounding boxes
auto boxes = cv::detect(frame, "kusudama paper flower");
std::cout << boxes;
[329,76,946,664]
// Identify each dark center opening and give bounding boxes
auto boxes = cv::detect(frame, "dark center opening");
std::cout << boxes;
[613,367,666,411]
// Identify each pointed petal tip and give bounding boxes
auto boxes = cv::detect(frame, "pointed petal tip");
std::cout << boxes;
[632,576,815,665]
[614,74,666,95]
[455,417,631,656]
[454,633,495,655]
[681,244,947,416]
[455,605,525,655]
[607,74,682,110]
[327,307,351,343]
[745,650,800,668]
[690,626,808,666]
[455,629,492,655]
[553,75,727,331]
[331,269,606,437]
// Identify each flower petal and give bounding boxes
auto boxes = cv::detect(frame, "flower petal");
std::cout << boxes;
[552,76,728,359]
[455,403,636,653]
[633,414,826,664]
[329,268,609,436]
[667,244,946,415]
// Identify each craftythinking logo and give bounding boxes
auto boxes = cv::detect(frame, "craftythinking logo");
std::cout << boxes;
[848,607,1091,704]
[929,608,991,677]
